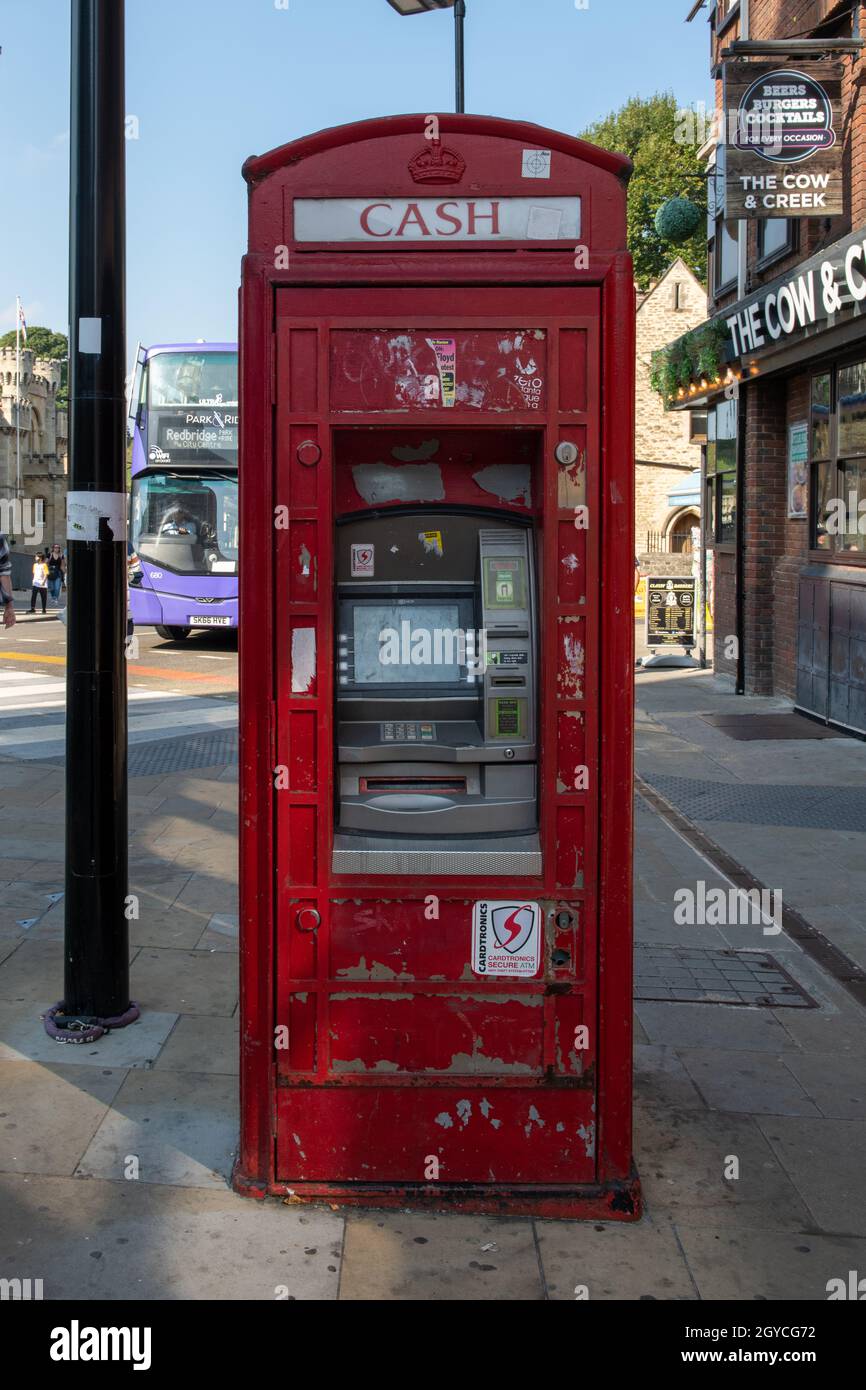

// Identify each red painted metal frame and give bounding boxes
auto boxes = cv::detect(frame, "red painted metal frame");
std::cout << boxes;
[235,115,637,1216]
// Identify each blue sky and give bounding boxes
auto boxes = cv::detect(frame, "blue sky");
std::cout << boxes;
[2,0,712,356]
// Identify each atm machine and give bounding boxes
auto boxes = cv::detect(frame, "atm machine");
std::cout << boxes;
[333,510,540,876]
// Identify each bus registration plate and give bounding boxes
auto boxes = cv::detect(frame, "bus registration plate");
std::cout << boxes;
[189,615,232,626]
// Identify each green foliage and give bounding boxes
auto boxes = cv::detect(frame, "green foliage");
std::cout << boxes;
[654,196,703,244]
[650,320,730,405]
[0,325,68,408]
[581,93,707,290]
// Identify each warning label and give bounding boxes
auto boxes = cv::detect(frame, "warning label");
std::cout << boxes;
[471,900,542,978]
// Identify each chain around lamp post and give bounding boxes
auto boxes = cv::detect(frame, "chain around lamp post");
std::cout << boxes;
[387,0,466,114]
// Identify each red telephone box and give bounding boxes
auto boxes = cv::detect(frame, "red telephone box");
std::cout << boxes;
[236,115,639,1218]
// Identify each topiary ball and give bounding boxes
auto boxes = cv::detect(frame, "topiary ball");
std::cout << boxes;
[654,197,703,243]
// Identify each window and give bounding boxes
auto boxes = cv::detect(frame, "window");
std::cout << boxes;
[811,361,866,556]
[757,218,794,265]
[673,282,685,310]
[705,398,738,543]
[690,411,708,442]
[712,145,739,293]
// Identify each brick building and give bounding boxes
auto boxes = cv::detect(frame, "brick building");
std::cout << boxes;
[635,259,707,573]
[664,0,866,734]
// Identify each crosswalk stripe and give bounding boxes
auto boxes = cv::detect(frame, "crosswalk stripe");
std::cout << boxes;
[0,670,237,759]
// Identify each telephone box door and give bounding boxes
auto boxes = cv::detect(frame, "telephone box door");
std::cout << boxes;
[273,286,604,1187]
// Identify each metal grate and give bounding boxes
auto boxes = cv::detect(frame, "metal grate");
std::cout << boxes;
[700,712,853,741]
[635,945,817,1008]
[647,773,866,832]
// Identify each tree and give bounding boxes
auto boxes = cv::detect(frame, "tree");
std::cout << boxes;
[0,325,69,407]
[580,93,707,290]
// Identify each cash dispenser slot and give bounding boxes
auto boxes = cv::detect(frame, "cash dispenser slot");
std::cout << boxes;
[332,510,541,874]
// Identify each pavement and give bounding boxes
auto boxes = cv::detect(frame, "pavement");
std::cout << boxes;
[0,637,865,1300]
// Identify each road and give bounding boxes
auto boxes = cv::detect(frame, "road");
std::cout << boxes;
[0,606,238,765]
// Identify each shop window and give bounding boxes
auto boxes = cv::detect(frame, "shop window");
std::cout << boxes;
[810,360,866,556]
[690,411,708,442]
[705,397,738,544]
[838,360,866,456]
[811,373,831,460]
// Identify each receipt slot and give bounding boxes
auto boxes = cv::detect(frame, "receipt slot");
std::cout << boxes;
[237,116,639,1218]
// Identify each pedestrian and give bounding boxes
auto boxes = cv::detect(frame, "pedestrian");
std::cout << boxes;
[0,531,16,630]
[46,543,66,607]
[29,552,49,614]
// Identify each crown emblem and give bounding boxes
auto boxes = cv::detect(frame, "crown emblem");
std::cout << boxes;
[408,140,466,185]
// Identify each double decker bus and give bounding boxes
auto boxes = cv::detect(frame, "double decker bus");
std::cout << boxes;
[127,342,238,639]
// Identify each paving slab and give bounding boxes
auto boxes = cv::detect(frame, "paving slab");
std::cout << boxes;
[130,946,237,1016]
[676,1224,866,1300]
[174,873,238,915]
[339,1209,543,1300]
[633,1044,707,1110]
[0,1061,126,1176]
[155,1015,239,1074]
[196,912,239,952]
[678,1048,821,1117]
[76,1069,238,1189]
[537,1212,697,1299]
[634,1102,813,1231]
[783,1052,866,1120]
[635,1000,800,1053]
[0,1173,344,1300]
[129,903,211,950]
[756,1117,866,1236]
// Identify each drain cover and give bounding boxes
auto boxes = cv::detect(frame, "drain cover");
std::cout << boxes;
[635,945,817,1008]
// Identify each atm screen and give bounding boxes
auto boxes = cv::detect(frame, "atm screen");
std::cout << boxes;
[342,596,475,688]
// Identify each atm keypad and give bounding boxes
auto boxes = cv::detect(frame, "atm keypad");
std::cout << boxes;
[381,722,436,743]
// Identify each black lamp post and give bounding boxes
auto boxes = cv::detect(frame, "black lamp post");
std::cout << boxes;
[387,0,466,114]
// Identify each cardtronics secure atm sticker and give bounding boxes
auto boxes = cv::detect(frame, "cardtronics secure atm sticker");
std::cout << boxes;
[472,901,541,977]
[350,543,375,577]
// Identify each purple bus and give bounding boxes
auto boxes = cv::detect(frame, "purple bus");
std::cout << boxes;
[127,342,238,640]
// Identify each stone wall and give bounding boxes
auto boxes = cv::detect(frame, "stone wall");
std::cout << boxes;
[0,347,68,550]
[635,259,707,553]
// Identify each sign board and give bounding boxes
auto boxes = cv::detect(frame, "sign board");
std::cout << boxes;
[721,226,866,367]
[788,420,809,519]
[293,197,581,243]
[725,62,843,218]
[645,577,696,649]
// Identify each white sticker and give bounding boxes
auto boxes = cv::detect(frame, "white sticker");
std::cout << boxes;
[78,317,102,354]
[527,205,564,240]
[66,491,127,542]
[472,900,542,977]
[351,543,375,577]
[522,149,551,179]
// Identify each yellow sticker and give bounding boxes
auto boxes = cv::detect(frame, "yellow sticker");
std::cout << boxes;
[420,530,443,558]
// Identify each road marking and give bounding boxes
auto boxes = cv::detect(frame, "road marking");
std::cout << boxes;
[1,652,235,683]
[0,651,66,664]
[0,670,237,759]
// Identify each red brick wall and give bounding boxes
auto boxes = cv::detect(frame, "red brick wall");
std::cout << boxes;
[742,377,788,693]
[773,375,812,696]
